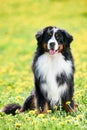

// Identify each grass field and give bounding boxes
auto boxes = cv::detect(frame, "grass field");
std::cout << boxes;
[0,0,87,129]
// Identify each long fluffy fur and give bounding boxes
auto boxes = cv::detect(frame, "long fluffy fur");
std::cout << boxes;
[1,26,77,115]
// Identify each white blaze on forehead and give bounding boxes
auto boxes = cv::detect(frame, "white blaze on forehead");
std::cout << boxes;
[47,27,59,50]
[52,27,58,33]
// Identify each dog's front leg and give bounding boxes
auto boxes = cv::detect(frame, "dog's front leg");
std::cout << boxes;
[62,100,78,112]
[36,89,49,114]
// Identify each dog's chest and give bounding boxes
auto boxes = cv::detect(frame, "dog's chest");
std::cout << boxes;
[35,53,72,104]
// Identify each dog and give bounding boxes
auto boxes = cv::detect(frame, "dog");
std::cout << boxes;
[1,26,77,115]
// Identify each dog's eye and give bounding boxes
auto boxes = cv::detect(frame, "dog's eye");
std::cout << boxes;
[48,32,52,36]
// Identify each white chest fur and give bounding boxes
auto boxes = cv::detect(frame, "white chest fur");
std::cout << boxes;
[35,53,72,105]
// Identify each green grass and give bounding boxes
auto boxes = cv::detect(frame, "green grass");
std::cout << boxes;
[0,0,87,129]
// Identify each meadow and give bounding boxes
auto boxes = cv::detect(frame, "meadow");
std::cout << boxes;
[0,0,87,129]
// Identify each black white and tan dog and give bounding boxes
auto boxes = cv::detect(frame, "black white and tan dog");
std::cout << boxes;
[1,26,77,115]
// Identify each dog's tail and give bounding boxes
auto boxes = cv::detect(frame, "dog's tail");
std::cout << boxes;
[1,89,36,115]
[1,103,21,115]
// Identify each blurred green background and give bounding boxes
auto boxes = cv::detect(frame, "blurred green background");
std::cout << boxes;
[0,0,87,130]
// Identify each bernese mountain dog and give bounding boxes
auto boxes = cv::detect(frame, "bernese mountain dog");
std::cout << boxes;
[1,26,77,115]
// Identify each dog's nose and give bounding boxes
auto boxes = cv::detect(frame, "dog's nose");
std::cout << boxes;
[50,42,55,48]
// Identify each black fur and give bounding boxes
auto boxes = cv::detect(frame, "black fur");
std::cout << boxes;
[1,26,75,115]
[2,104,21,115]
[32,26,74,111]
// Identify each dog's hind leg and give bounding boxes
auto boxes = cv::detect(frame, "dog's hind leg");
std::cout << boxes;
[62,100,78,112]
[20,88,36,112]
[1,88,36,115]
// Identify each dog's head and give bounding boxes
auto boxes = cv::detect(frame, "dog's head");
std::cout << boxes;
[35,26,73,55]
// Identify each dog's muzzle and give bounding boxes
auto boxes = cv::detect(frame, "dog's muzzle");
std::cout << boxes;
[47,42,58,55]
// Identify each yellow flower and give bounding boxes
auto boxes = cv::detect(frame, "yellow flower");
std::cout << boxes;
[59,122,64,125]
[15,109,20,114]
[66,101,71,105]
[38,113,45,118]
[84,85,87,89]
[7,86,12,91]
[74,122,79,126]
[79,90,84,93]
[66,115,71,119]
[15,87,23,94]
[53,105,58,109]
[16,96,21,100]
[42,118,48,122]
[72,96,75,100]
[47,110,52,113]
[15,123,21,128]
[28,110,36,115]
[51,116,57,121]
[76,114,83,120]
[66,120,71,123]
[32,120,38,125]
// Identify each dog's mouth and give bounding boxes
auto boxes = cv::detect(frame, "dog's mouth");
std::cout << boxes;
[48,44,64,55]
[48,49,58,55]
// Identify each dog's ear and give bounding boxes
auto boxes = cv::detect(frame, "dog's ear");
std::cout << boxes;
[61,30,73,46]
[35,29,44,41]
[35,28,46,43]
[35,26,53,43]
